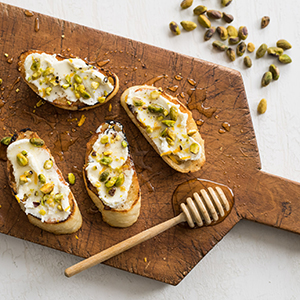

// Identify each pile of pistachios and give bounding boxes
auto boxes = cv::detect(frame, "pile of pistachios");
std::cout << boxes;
[169,0,293,115]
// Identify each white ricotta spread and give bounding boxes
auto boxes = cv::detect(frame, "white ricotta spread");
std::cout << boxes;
[24,52,114,106]
[7,139,71,222]
[85,123,134,209]
[125,88,202,161]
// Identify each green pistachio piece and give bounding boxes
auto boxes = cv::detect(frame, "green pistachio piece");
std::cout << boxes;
[166,128,176,141]
[212,41,228,51]
[204,27,216,41]
[193,5,207,15]
[160,128,168,137]
[146,126,153,134]
[91,81,100,89]
[261,71,272,87]
[238,26,248,40]
[115,173,125,187]
[31,58,40,71]
[148,104,164,114]
[133,97,144,107]
[100,156,112,166]
[19,174,28,185]
[198,15,211,28]
[62,84,70,89]
[98,96,106,103]
[190,143,200,154]
[40,183,54,194]
[1,136,12,146]
[74,74,82,84]
[54,193,63,202]
[166,137,175,146]
[269,64,280,80]
[180,21,197,31]
[68,173,76,185]
[65,74,71,85]
[169,107,178,121]
[244,56,252,68]
[161,120,176,127]
[43,67,54,77]
[276,39,292,50]
[180,0,193,9]
[257,98,267,114]
[267,47,283,57]
[99,170,110,182]
[149,90,161,100]
[45,87,52,96]
[278,54,292,64]
[29,137,45,147]
[38,174,46,184]
[121,140,128,148]
[256,43,268,58]
[16,153,28,166]
[32,70,42,80]
[100,135,109,144]
[169,21,181,35]
[105,176,118,188]
[226,48,236,61]
[187,129,197,136]
[43,159,53,170]
[236,42,246,56]
[157,115,164,121]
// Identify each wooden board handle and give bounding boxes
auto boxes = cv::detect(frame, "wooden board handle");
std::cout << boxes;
[65,213,186,277]
[237,170,300,234]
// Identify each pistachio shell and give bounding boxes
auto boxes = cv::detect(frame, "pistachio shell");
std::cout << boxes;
[256,43,268,58]
[180,21,197,31]
[204,27,216,41]
[198,15,211,28]
[261,71,272,87]
[180,0,193,9]
[269,64,280,80]
[257,99,267,114]
[193,5,207,15]
[169,21,181,35]
[276,39,292,50]
[261,16,270,29]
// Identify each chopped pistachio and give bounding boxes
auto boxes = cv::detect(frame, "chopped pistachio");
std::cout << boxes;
[74,74,82,84]
[19,174,28,185]
[148,104,164,114]
[62,84,70,89]
[32,70,42,80]
[146,126,153,133]
[43,67,54,77]
[16,153,28,166]
[161,120,175,127]
[40,182,54,194]
[65,74,71,84]
[187,129,197,136]
[190,143,200,154]
[104,91,108,97]
[149,90,161,100]
[100,156,112,166]
[45,87,52,96]
[105,176,118,188]
[38,174,46,184]
[100,135,109,144]
[99,170,110,182]
[43,159,53,170]
[91,81,100,89]
[115,173,125,187]
[169,106,178,121]
[157,116,164,121]
[98,96,106,103]
[54,193,63,202]
[121,140,128,148]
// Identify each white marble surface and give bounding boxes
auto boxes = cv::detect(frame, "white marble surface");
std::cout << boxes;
[1,0,300,299]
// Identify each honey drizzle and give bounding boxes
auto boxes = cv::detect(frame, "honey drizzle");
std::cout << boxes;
[143,74,168,86]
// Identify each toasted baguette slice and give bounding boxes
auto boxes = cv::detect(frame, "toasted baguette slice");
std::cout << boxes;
[6,130,82,234]
[19,50,119,111]
[83,121,141,227]
[121,85,205,173]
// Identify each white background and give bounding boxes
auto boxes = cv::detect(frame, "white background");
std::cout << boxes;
[1,0,300,299]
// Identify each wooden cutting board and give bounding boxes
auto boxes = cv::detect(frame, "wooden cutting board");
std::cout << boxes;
[1,3,300,286]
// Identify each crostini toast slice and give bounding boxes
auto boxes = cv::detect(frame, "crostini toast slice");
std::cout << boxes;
[19,50,119,111]
[120,85,205,173]
[6,130,82,234]
[83,121,141,228]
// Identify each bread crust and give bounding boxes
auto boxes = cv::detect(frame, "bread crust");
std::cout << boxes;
[83,122,141,228]
[120,85,205,173]
[19,50,119,111]
[7,130,82,234]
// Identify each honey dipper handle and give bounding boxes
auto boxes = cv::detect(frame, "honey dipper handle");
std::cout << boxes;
[237,170,300,234]
[65,212,186,277]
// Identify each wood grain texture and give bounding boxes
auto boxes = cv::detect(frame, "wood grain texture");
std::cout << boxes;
[0,3,299,286]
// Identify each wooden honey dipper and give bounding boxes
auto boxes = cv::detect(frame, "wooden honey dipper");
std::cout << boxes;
[65,179,233,277]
